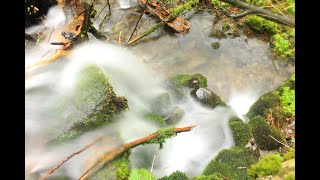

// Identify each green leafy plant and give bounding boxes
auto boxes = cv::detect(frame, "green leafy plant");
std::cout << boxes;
[247,153,284,179]
[279,86,295,116]
[271,34,293,59]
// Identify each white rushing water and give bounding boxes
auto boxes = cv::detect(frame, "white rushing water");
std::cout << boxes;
[25,5,263,179]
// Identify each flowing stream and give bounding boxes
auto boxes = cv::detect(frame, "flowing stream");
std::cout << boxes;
[25,1,294,179]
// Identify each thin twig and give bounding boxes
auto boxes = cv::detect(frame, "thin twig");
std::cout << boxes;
[150,154,157,173]
[42,136,103,180]
[119,30,122,46]
[127,0,149,43]
[47,28,55,42]
[269,135,294,150]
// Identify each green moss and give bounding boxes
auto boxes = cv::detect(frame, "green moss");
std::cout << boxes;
[229,120,252,147]
[143,126,177,149]
[192,173,224,180]
[159,170,189,180]
[270,34,294,59]
[144,112,167,126]
[247,92,281,120]
[90,152,130,180]
[248,116,286,150]
[211,42,221,49]
[244,14,279,34]
[247,153,283,179]
[129,168,157,180]
[114,153,130,180]
[284,173,295,180]
[169,74,207,89]
[282,149,295,161]
[202,147,259,179]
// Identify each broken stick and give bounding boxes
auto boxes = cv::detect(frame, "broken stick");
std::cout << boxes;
[79,125,196,180]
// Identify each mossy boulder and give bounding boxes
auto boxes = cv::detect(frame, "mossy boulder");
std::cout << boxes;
[159,170,189,180]
[89,152,130,180]
[202,147,259,179]
[247,153,284,179]
[209,29,227,39]
[229,118,252,147]
[190,88,226,108]
[166,74,207,100]
[248,116,286,150]
[52,65,128,143]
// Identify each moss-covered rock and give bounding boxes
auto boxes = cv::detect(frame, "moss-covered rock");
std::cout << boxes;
[159,170,189,180]
[166,74,207,100]
[202,147,259,179]
[52,65,128,143]
[190,88,226,108]
[229,118,252,147]
[144,112,167,126]
[209,29,227,39]
[244,14,279,34]
[248,116,286,150]
[270,34,294,59]
[89,152,130,180]
[247,153,284,179]
[168,74,207,89]
[282,149,295,161]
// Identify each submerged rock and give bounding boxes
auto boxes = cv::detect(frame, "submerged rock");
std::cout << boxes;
[191,87,226,108]
[150,93,171,116]
[227,31,240,39]
[165,106,185,125]
[222,22,231,32]
[211,42,221,49]
[209,29,227,39]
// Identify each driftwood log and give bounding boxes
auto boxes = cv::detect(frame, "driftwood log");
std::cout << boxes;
[79,125,196,180]
[137,0,191,34]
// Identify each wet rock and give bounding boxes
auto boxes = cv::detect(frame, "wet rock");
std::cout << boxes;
[191,87,226,108]
[229,118,252,147]
[211,42,221,49]
[150,93,171,116]
[166,106,185,125]
[227,31,240,39]
[209,29,227,39]
[222,22,231,32]
[111,21,128,33]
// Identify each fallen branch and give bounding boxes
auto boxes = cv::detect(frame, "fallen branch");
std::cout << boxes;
[221,0,294,27]
[42,136,103,180]
[221,7,252,19]
[79,125,196,180]
[269,135,294,151]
